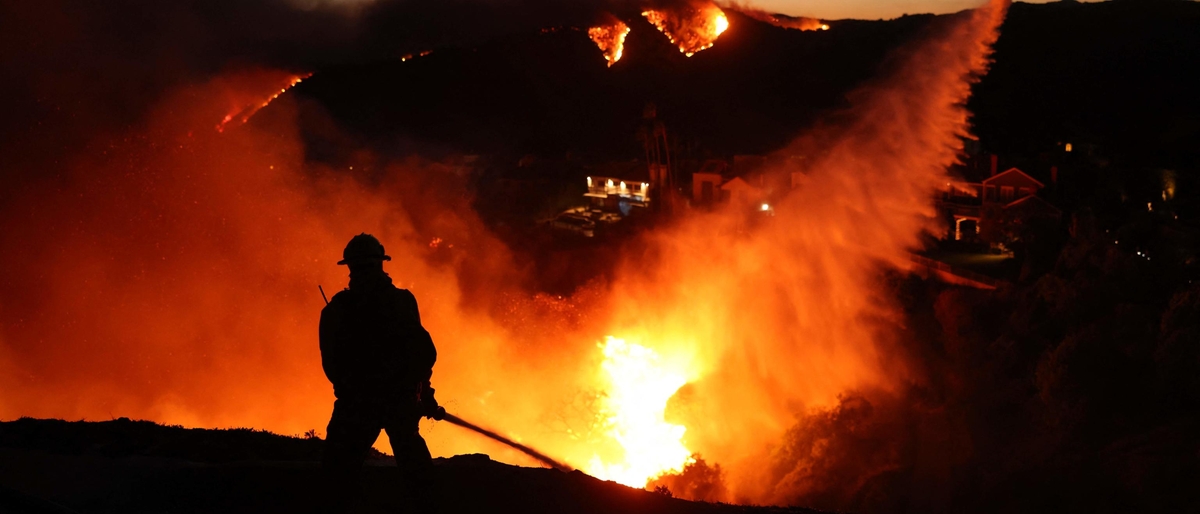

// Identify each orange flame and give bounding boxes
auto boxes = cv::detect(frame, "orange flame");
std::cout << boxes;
[642,3,729,57]
[588,19,631,67]
[585,336,695,486]
[215,72,310,133]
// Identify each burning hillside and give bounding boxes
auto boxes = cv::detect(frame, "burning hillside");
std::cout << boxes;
[215,72,310,133]
[588,17,631,66]
[642,2,730,56]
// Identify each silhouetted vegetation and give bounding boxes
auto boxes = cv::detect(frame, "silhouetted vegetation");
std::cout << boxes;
[767,179,1200,512]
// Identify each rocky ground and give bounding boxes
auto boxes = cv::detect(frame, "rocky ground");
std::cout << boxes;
[0,418,818,514]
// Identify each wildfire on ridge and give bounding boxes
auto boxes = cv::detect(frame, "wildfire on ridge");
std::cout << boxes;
[755,14,828,31]
[586,336,694,487]
[642,4,729,57]
[215,73,310,133]
[400,50,433,62]
[727,6,828,31]
[588,19,631,67]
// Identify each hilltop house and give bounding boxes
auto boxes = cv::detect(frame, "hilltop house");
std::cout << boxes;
[692,159,732,204]
[584,160,651,216]
[937,165,1061,242]
[691,156,796,211]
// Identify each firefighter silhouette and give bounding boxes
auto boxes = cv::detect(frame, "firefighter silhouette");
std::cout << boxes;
[318,233,445,512]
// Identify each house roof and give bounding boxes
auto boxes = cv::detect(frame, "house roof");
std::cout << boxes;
[1004,194,1061,212]
[588,160,650,182]
[721,176,760,191]
[698,159,730,175]
[983,167,1045,188]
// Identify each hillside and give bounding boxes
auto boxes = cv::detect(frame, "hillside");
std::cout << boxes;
[288,1,1200,169]
[0,418,817,514]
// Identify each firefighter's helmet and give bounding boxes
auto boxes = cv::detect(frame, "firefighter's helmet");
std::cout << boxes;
[337,233,391,265]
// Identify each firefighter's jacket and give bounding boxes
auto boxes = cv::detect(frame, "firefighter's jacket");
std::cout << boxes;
[319,276,436,404]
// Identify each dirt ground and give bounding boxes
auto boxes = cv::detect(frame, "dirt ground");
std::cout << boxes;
[0,418,818,514]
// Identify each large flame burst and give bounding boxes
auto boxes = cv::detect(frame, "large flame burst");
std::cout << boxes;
[588,20,631,67]
[642,4,729,57]
[586,337,694,487]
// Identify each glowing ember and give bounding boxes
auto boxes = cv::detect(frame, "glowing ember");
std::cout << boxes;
[215,73,310,133]
[642,4,729,57]
[587,336,694,487]
[588,20,631,67]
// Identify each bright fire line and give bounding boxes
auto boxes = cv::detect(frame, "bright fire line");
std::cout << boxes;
[642,6,729,57]
[215,73,310,133]
[586,336,694,487]
[588,21,631,67]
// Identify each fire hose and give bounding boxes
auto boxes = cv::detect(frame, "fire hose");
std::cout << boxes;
[438,411,573,472]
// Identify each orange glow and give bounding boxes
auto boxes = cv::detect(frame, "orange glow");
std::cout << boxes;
[588,18,631,67]
[642,3,730,57]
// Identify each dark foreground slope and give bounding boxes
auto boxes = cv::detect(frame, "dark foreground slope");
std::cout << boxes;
[0,418,814,514]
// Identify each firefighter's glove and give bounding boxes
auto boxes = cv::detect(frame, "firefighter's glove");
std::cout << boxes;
[422,384,445,421]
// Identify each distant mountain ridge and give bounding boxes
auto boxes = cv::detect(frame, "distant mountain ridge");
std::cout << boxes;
[286,1,1200,170]
[290,9,935,160]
